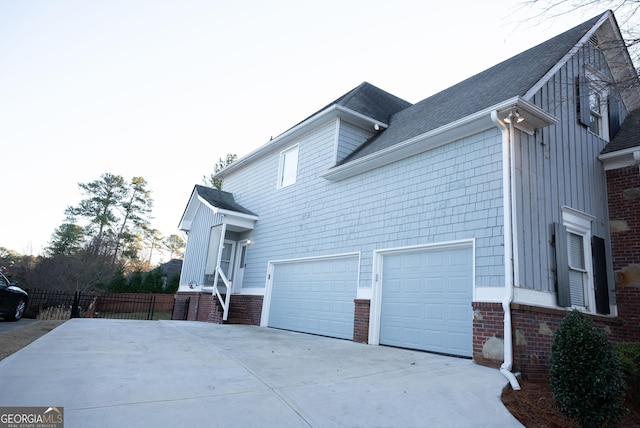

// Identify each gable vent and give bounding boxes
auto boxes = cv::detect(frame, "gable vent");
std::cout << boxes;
[589,35,599,48]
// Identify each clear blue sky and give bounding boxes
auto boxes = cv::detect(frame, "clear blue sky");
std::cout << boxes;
[0,0,606,260]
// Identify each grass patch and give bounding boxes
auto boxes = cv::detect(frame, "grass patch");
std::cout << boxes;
[0,320,65,361]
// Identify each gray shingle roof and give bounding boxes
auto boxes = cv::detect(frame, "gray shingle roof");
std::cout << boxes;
[339,13,605,165]
[194,185,257,216]
[285,82,412,132]
[602,108,640,153]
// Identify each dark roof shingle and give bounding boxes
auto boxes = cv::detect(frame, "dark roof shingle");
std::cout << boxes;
[602,108,640,153]
[194,185,256,216]
[339,13,604,164]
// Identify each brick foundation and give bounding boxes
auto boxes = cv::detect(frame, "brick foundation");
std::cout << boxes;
[174,292,263,325]
[227,295,264,325]
[354,299,370,343]
[511,303,625,381]
[472,302,504,368]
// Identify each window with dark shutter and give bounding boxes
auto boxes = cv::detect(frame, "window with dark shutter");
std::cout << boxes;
[576,75,591,127]
[592,236,610,315]
[608,95,621,140]
[554,222,571,308]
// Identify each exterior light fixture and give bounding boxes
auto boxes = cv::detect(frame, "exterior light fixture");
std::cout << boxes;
[504,109,524,124]
[189,281,197,289]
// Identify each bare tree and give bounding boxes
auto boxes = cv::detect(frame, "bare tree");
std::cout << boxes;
[523,0,640,62]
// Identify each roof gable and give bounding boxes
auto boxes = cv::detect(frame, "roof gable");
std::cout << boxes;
[339,13,605,165]
[215,82,410,178]
[192,185,256,216]
[179,185,257,232]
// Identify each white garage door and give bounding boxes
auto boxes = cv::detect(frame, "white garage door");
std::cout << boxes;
[268,256,358,340]
[379,245,473,357]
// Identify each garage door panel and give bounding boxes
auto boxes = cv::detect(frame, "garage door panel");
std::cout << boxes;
[269,256,358,340]
[425,278,444,293]
[380,246,473,357]
[424,304,443,320]
[449,304,470,322]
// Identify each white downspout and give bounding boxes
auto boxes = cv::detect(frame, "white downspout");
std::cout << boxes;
[491,110,521,391]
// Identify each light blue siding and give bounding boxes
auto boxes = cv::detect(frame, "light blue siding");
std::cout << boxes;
[222,121,505,292]
[335,121,373,164]
[515,42,623,293]
[179,205,223,287]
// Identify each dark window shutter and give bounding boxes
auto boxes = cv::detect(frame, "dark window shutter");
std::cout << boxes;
[592,236,610,315]
[554,223,571,307]
[608,95,621,140]
[576,75,591,127]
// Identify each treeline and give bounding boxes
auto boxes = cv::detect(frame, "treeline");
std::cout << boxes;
[107,266,180,294]
[1,172,185,292]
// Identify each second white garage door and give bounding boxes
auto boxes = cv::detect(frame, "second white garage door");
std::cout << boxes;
[379,245,473,357]
[268,255,358,340]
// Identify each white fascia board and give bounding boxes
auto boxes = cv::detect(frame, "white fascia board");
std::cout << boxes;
[599,146,640,170]
[321,97,558,182]
[524,11,640,112]
[216,106,387,179]
[197,195,258,226]
[177,189,201,232]
[523,12,609,101]
[179,195,258,232]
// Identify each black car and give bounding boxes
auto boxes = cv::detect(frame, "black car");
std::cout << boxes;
[0,272,28,321]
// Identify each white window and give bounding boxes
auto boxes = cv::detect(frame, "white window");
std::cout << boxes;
[278,145,299,188]
[588,84,609,138]
[585,68,609,140]
[555,207,597,312]
[567,231,587,307]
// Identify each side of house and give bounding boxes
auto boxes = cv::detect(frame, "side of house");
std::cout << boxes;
[175,10,640,379]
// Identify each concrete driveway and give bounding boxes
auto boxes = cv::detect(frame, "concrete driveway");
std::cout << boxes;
[0,319,522,427]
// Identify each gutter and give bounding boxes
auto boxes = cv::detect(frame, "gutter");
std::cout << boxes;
[491,109,521,391]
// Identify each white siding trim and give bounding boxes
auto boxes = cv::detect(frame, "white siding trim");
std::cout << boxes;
[513,287,558,308]
[369,239,475,346]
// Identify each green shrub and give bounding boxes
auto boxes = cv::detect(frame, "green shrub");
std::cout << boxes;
[549,310,626,428]
[614,341,640,404]
[165,273,180,294]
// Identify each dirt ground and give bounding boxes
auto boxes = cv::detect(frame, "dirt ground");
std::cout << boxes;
[2,320,638,427]
[502,377,640,427]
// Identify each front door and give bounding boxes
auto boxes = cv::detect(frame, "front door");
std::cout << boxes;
[231,241,249,293]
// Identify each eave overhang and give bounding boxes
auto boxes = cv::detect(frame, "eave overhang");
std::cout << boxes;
[215,105,388,179]
[599,146,640,170]
[178,193,259,233]
[320,97,558,182]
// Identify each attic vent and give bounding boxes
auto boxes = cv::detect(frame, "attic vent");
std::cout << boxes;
[589,35,599,48]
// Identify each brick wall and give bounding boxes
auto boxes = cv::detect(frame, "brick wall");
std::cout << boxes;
[227,295,264,325]
[606,165,640,342]
[472,302,504,368]
[354,299,370,343]
[511,304,625,381]
[173,292,262,325]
